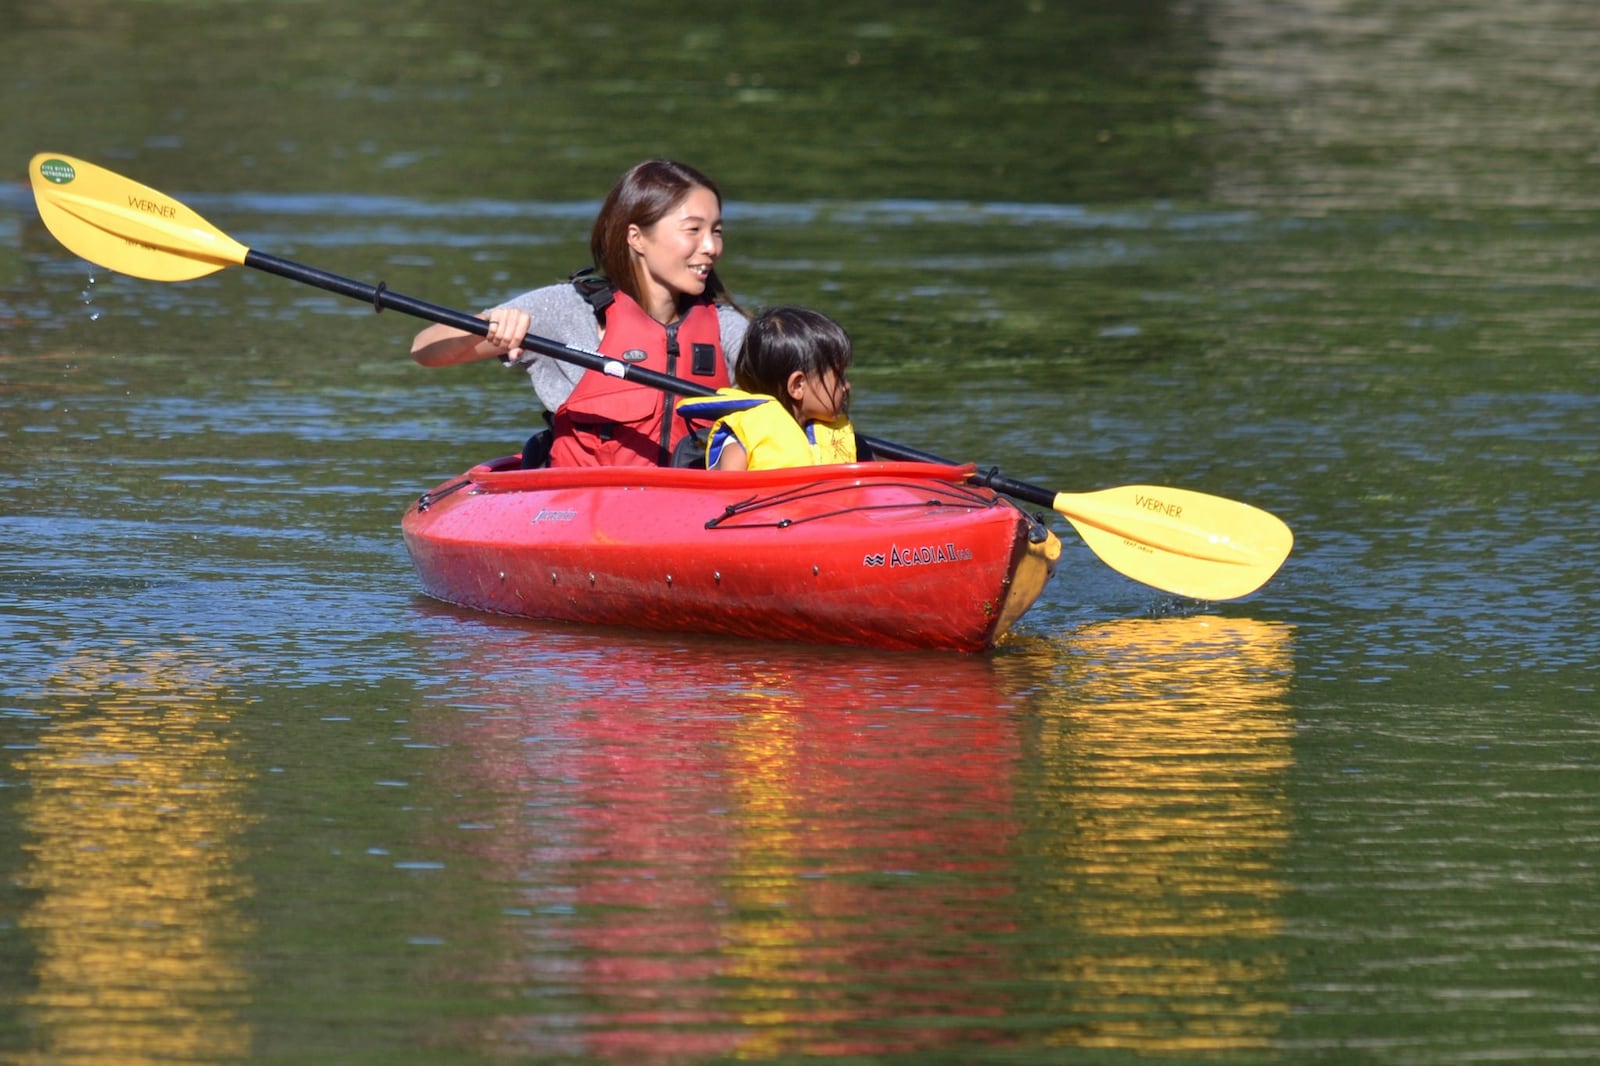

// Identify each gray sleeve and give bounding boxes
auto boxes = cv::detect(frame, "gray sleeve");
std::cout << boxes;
[718,305,750,379]
[497,284,600,412]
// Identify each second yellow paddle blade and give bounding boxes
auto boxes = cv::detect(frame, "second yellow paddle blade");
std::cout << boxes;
[1054,484,1294,601]
[29,153,248,281]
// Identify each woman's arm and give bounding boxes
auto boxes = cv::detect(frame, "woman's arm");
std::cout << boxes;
[411,306,532,367]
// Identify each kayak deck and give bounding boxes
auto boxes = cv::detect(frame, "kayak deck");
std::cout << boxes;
[401,458,1060,652]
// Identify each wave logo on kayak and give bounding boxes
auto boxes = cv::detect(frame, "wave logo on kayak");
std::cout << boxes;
[862,542,974,568]
[39,159,76,185]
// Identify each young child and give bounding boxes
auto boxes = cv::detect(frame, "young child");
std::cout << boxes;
[677,306,858,470]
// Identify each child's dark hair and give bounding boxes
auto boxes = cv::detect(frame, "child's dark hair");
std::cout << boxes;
[734,306,852,414]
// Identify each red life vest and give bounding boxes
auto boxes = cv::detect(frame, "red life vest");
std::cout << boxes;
[548,289,731,467]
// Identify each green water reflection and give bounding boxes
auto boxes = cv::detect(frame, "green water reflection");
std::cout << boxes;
[1,0,1212,205]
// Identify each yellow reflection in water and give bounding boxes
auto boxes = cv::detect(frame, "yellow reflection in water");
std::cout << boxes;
[13,643,255,1065]
[722,698,808,1054]
[1007,616,1295,1054]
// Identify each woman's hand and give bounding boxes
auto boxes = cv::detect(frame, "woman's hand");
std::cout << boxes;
[483,307,532,361]
[411,306,535,368]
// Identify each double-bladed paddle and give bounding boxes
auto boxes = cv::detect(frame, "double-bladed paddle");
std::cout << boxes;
[27,151,1293,601]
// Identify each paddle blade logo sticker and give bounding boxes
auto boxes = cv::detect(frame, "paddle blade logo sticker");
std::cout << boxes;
[38,159,76,185]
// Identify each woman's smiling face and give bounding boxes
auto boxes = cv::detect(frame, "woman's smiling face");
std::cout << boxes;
[627,185,723,309]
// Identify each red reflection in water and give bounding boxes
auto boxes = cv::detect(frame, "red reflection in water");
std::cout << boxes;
[411,619,1024,1061]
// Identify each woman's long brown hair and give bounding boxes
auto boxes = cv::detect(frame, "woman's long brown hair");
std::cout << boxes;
[589,159,736,314]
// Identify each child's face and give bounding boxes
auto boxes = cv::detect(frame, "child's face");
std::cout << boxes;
[788,367,849,423]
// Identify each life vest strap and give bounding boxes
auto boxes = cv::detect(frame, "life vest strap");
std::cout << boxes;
[568,266,615,318]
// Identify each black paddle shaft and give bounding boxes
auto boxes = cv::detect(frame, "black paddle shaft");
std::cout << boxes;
[243,250,1055,511]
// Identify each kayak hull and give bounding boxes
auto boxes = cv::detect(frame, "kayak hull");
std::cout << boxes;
[401,458,1060,652]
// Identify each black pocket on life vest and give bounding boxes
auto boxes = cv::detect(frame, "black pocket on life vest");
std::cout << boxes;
[691,343,717,376]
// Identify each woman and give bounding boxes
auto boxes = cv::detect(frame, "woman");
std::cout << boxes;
[410,159,748,467]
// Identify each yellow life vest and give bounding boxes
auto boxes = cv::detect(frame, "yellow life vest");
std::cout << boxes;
[678,388,857,470]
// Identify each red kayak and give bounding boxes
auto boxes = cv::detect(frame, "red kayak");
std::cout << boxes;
[401,458,1061,652]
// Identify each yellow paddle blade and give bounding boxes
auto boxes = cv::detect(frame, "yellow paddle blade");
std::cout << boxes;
[29,153,248,281]
[1053,484,1294,601]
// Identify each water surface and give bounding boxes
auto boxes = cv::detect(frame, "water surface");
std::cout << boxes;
[2,1,1597,1062]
